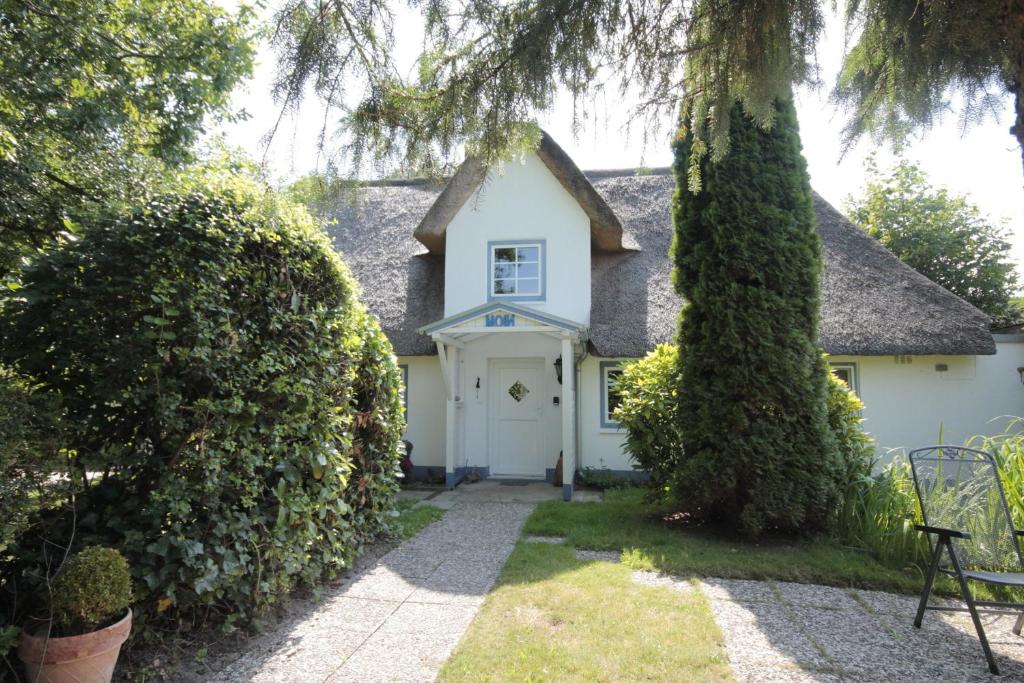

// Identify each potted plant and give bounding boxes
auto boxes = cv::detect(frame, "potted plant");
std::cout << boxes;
[18,546,133,683]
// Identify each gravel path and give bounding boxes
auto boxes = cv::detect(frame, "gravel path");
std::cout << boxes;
[700,577,1024,681]
[211,501,533,683]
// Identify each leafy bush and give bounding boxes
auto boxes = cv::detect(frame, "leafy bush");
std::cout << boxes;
[50,547,132,635]
[613,344,681,489]
[826,369,875,526]
[835,461,928,570]
[0,366,62,556]
[836,422,1024,572]
[971,419,1024,520]
[671,98,841,536]
[0,180,404,632]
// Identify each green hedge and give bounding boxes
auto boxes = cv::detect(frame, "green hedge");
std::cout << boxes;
[0,180,404,632]
[0,366,63,556]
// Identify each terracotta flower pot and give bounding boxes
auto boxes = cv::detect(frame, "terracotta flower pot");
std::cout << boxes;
[18,609,132,683]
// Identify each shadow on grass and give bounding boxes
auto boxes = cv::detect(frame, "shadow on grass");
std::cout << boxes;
[510,489,1024,679]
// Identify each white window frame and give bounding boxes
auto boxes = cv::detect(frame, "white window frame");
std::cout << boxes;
[487,240,545,302]
[829,362,859,395]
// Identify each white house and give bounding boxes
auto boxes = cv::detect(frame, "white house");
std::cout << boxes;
[328,133,1024,499]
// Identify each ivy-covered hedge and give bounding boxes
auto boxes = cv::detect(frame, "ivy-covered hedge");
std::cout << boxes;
[0,181,404,631]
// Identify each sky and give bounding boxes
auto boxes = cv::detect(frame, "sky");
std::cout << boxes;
[218,6,1024,269]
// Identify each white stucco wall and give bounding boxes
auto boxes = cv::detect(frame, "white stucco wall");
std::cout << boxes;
[398,355,446,469]
[578,355,633,472]
[455,332,564,475]
[835,340,1024,458]
[443,153,592,324]
[403,341,1024,477]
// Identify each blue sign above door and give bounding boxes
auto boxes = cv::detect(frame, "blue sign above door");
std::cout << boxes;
[485,313,515,328]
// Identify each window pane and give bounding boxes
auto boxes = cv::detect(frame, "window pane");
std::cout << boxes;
[516,262,538,278]
[493,262,516,279]
[832,368,850,385]
[516,277,540,295]
[493,278,517,294]
[605,369,622,421]
[493,247,517,263]
[516,246,539,262]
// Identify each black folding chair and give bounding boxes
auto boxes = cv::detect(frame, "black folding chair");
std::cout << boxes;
[910,445,1024,674]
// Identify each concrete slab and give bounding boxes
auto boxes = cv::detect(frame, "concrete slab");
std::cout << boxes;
[213,499,534,683]
[446,479,562,503]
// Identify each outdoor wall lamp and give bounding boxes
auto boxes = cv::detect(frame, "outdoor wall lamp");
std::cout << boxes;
[553,356,563,385]
[1018,367,1024,385]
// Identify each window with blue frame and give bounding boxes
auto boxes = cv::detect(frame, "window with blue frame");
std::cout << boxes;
[600,361,623,429]
[488,241,545,301]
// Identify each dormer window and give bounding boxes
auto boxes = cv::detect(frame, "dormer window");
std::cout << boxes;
[488,240,545,301]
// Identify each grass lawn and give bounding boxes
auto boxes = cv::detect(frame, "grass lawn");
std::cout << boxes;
[439,488,959,682]
[391,498,445,539]
[524,488,932,594]
[438,541,731,682]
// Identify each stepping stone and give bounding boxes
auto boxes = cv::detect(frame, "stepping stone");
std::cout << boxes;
[575,549,621,562]
[524,535,565,544]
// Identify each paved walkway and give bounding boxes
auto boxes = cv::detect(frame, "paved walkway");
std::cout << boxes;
[212,489,539,682]
[701,577,1024,682]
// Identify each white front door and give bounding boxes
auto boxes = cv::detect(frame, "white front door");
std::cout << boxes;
[489,358,546,478]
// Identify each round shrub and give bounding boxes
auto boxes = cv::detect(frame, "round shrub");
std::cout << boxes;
[613,344,682,489]
[0,180,404,630]
[50,547,132,634]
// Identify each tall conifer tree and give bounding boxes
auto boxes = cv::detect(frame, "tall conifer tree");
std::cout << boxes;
[670,97,841,537]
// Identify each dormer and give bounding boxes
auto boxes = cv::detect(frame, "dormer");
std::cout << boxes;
[414,133,629,323]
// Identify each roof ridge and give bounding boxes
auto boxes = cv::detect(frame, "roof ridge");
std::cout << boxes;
[354,165,673,187]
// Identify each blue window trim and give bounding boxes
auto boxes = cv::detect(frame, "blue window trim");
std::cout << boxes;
[600,360,623,429]
[486,239,546,302]
[829,361,859,395]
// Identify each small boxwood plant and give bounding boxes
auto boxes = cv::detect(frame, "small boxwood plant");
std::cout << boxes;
[50,547,132,635]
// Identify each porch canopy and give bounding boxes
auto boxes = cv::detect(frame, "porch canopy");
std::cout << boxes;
[417,302,588,500]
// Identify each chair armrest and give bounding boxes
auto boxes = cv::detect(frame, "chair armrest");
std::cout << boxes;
[915,524,972,539]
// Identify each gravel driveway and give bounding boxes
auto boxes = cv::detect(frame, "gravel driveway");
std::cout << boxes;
[211,500,534,683]
[702,577,1024,681]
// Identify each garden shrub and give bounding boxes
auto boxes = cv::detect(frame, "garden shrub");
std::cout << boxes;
[613,344,681,489]
[671,97,841,536]
[835,460,928,570]
[826,369,875,525]
[0,365,63,556]
[0,180,404,632]
[50,547,133,634]
[616,347,876,519]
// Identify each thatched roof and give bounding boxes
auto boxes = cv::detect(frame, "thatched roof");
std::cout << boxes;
[413,133,627,253]
[325,168,995,358]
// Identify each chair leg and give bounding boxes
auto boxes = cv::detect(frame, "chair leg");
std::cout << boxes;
[1014,611,1024,637]
[947,541,1000,675]
[914,537,945,628]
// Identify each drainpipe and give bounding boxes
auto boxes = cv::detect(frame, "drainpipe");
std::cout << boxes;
[574,344,588,475]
